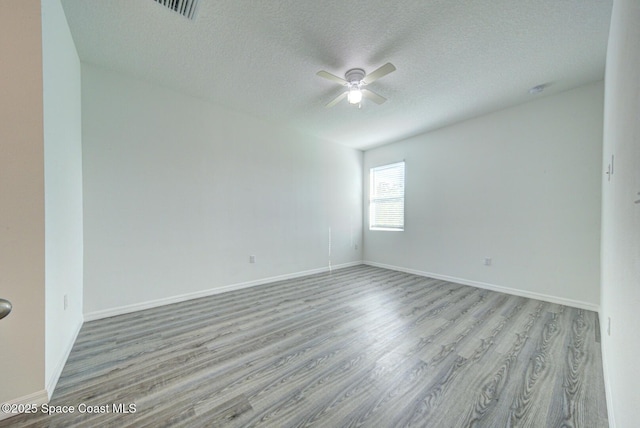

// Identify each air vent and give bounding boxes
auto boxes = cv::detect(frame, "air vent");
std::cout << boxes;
[153,0,200,20]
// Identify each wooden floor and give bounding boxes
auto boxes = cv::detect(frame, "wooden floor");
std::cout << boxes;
[1,265,608,427]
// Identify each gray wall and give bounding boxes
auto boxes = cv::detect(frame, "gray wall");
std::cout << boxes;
[81,64,363,318]
[600,0,640,426]
[364,82,603,309]
[42,0,84,395]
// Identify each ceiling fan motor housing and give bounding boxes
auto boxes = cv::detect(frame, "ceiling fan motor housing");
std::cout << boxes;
[345,68,366,85]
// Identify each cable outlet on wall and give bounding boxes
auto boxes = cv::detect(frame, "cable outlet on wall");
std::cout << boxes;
[249,255,256,264]
[354,244,358,251]
[484,257,492,266]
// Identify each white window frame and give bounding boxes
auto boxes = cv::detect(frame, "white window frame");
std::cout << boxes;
[369,161,405,231]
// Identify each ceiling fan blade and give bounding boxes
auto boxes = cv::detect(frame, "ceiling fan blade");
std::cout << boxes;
[362,89,387,105]
[325,91,348,107]
[317,70,348,85]
[362,62,396,85]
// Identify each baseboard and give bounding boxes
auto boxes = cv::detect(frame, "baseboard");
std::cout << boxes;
[364,261,599,312]
[1,318,84,421]
[599,313,616,428]
[46,315,84,399]
[84,261,363,321]
[0,389,48,421]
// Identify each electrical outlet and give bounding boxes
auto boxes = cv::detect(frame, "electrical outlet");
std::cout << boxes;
[354,244,358,250]
[64,294,68,311]
[484,257,492,266]
[249,255,256,264]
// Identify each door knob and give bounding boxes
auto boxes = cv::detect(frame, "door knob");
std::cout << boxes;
[0,299,12,320]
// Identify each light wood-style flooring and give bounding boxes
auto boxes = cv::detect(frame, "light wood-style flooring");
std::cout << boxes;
[1,265,608,427]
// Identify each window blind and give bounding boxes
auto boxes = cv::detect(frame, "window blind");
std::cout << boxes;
[369,161,405,231]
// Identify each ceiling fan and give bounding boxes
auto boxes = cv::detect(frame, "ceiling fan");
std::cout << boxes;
[316,62,396,108]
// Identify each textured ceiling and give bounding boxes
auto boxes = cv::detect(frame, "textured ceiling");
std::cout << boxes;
[60,0,612,150]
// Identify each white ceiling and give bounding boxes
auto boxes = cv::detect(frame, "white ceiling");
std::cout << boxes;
[59,0,612,150]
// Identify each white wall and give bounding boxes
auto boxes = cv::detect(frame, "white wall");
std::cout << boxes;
[600,0,640,426]
[0,0,46,406]
[42,0,83,395]
[364,82,603,309]
[81,64,362,317]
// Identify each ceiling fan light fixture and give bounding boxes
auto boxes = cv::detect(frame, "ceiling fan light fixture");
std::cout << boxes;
[316,63,395,108]
[348,87,363,104]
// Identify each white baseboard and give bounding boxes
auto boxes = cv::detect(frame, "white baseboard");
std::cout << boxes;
[0,389,48,421]
[46,315,84,399]
[1,318,83,421]
[84,261,363,321]
[85,260,599,320]
[599,313,616,428]
[364,261,600,312]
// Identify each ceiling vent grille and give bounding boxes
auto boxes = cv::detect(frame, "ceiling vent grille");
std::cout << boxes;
[152,0,200,20]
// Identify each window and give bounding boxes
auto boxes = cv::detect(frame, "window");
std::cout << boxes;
[369,161,405,231]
